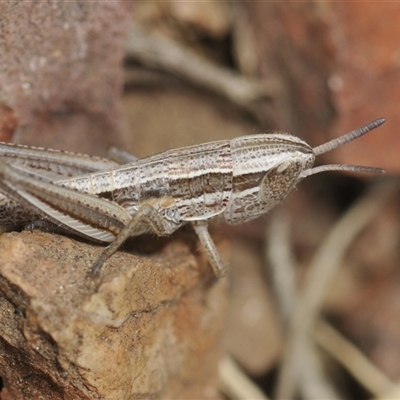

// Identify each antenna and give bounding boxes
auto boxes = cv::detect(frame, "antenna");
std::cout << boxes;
[299,118,386,180]
[313,118,385,156]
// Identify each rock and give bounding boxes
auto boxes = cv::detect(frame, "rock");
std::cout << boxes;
[0,230,227,399]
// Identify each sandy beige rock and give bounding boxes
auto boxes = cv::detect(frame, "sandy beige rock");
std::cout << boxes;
[0,230,227,399]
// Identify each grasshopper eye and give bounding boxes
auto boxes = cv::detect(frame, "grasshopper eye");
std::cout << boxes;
[259,160,302,205]
[276,160,292,174]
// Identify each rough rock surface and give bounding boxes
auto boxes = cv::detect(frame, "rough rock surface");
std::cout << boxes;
[0,1,131,155]
[0,230,227,399]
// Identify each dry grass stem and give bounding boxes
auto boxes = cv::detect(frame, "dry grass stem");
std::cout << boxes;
[219,354,269,400]
[267,211,340,399]
[125,24,279,114]
[275,179,400,399]
[315,320,400,399]
[266,210,297,324]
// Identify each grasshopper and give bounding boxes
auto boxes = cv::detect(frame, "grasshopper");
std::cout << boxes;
[0,119,385,278]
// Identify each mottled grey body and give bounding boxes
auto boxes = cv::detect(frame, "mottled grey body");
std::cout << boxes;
[57,134,313,235]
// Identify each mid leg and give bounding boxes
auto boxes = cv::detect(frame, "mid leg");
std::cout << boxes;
[91,204,176,276]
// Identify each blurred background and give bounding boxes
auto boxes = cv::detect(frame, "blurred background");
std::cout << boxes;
[2,2,400,399]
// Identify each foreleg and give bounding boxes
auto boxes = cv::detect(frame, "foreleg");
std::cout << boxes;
[192,221,227,278]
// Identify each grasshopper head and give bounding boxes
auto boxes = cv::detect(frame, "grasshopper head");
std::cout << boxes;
[225,119,385,225]
[261,118,385,206]
[257,134,315,206]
